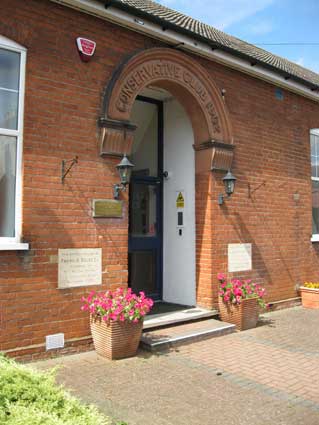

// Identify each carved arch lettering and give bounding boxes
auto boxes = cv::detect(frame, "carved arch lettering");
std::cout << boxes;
[100,48,234,169]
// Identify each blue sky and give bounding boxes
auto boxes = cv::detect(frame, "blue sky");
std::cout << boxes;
[158,0,319,73]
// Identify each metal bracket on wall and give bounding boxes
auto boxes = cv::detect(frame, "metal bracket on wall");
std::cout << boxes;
[61,156,78,183]
[248,181,266,198]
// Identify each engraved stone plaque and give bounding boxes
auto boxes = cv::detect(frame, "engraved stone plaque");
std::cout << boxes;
[228,243,252,273]
[58,248,102,288]
[93,199,123,218]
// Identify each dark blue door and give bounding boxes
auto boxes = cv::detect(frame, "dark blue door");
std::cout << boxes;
[128,97,163,300]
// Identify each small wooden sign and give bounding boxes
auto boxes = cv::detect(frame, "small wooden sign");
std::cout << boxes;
[93,199,123,218]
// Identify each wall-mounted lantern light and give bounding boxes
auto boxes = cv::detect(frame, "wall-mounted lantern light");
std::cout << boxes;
[218,170,237,205]
[114,154,134,199]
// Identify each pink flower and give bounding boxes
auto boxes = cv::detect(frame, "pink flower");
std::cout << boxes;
[215,274,267,309]
[233,288,242,297]
[81,287,154,323]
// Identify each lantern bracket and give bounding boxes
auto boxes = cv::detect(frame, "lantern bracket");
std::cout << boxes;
[248,181,266,198]
[61,156,78,183]
[114,183,128,200]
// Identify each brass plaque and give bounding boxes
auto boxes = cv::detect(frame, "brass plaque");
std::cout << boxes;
[93,199,123,218]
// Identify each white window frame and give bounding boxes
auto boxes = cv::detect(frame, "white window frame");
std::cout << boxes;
[0,35,28,250]
[311,129,319,242]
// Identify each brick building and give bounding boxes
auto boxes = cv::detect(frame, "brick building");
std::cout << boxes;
[1,0,319,358]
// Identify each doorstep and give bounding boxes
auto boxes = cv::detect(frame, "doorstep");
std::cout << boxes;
[140,318,235,352]
[143,307,218,330]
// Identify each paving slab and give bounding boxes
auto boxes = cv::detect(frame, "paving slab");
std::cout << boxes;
[33,307,319,425]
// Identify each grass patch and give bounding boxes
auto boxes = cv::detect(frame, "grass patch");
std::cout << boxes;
[0,354,111,424]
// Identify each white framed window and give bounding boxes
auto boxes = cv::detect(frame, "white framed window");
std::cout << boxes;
[311,129,319,242]
[0,36,28,250]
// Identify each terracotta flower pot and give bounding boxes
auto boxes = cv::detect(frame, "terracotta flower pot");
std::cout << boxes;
[300,287,319,309]
[219,297,259,331]
[90,316,143,360]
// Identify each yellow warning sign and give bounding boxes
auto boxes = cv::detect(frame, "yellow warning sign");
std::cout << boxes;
[176,192,185,208]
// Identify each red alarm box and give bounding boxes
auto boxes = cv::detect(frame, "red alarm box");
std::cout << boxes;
[76,37,96,62]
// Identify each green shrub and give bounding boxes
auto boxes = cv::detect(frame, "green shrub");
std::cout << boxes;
[0,354,111,425]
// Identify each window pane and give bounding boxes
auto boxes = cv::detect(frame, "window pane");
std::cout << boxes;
[311,134,316,156]
[0,135,16,237]
[0,90,18,130]
[0,48,20,91]
[311,133,319,178]
[312,180,319,234]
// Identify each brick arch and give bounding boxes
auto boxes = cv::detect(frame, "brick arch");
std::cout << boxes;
[102,48,233,148]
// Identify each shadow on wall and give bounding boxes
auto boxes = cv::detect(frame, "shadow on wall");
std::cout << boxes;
[221,179,300,293]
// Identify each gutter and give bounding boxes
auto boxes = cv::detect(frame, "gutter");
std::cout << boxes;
[51,0,319,103]
[105,0,319,92]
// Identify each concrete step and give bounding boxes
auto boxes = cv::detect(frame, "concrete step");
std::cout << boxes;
[143,307,218,330]
[140,318,235,352]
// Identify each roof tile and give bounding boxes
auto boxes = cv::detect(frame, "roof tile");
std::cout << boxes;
[113,0,319,88]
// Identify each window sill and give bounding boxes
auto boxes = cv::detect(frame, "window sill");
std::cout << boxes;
[0,242,29,251]
[311,235,319,243]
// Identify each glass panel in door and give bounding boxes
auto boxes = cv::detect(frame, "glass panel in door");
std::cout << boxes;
[129,181,161,298]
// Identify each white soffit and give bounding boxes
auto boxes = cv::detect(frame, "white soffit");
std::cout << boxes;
[51,0,319,103]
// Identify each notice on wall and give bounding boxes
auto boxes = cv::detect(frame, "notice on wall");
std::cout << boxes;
[58,248,102,288]
[92,199,123,218]
[228,243,252,273]
[176,191,185,208]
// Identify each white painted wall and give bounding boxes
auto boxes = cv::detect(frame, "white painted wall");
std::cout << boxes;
[163,99,196,306]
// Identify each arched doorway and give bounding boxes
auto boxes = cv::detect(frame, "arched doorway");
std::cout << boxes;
[100,48,234,308]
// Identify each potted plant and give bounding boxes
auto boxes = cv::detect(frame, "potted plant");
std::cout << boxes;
[81,287,153,360]
[217,273,267,330]
[300,282,319,309]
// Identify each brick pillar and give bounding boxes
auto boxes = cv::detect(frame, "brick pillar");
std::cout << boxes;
[195,171,214,308]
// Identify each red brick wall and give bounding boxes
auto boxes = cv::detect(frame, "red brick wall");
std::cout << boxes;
[0,0,319,357]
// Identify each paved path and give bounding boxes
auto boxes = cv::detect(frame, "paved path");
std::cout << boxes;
[33,307,319,425]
